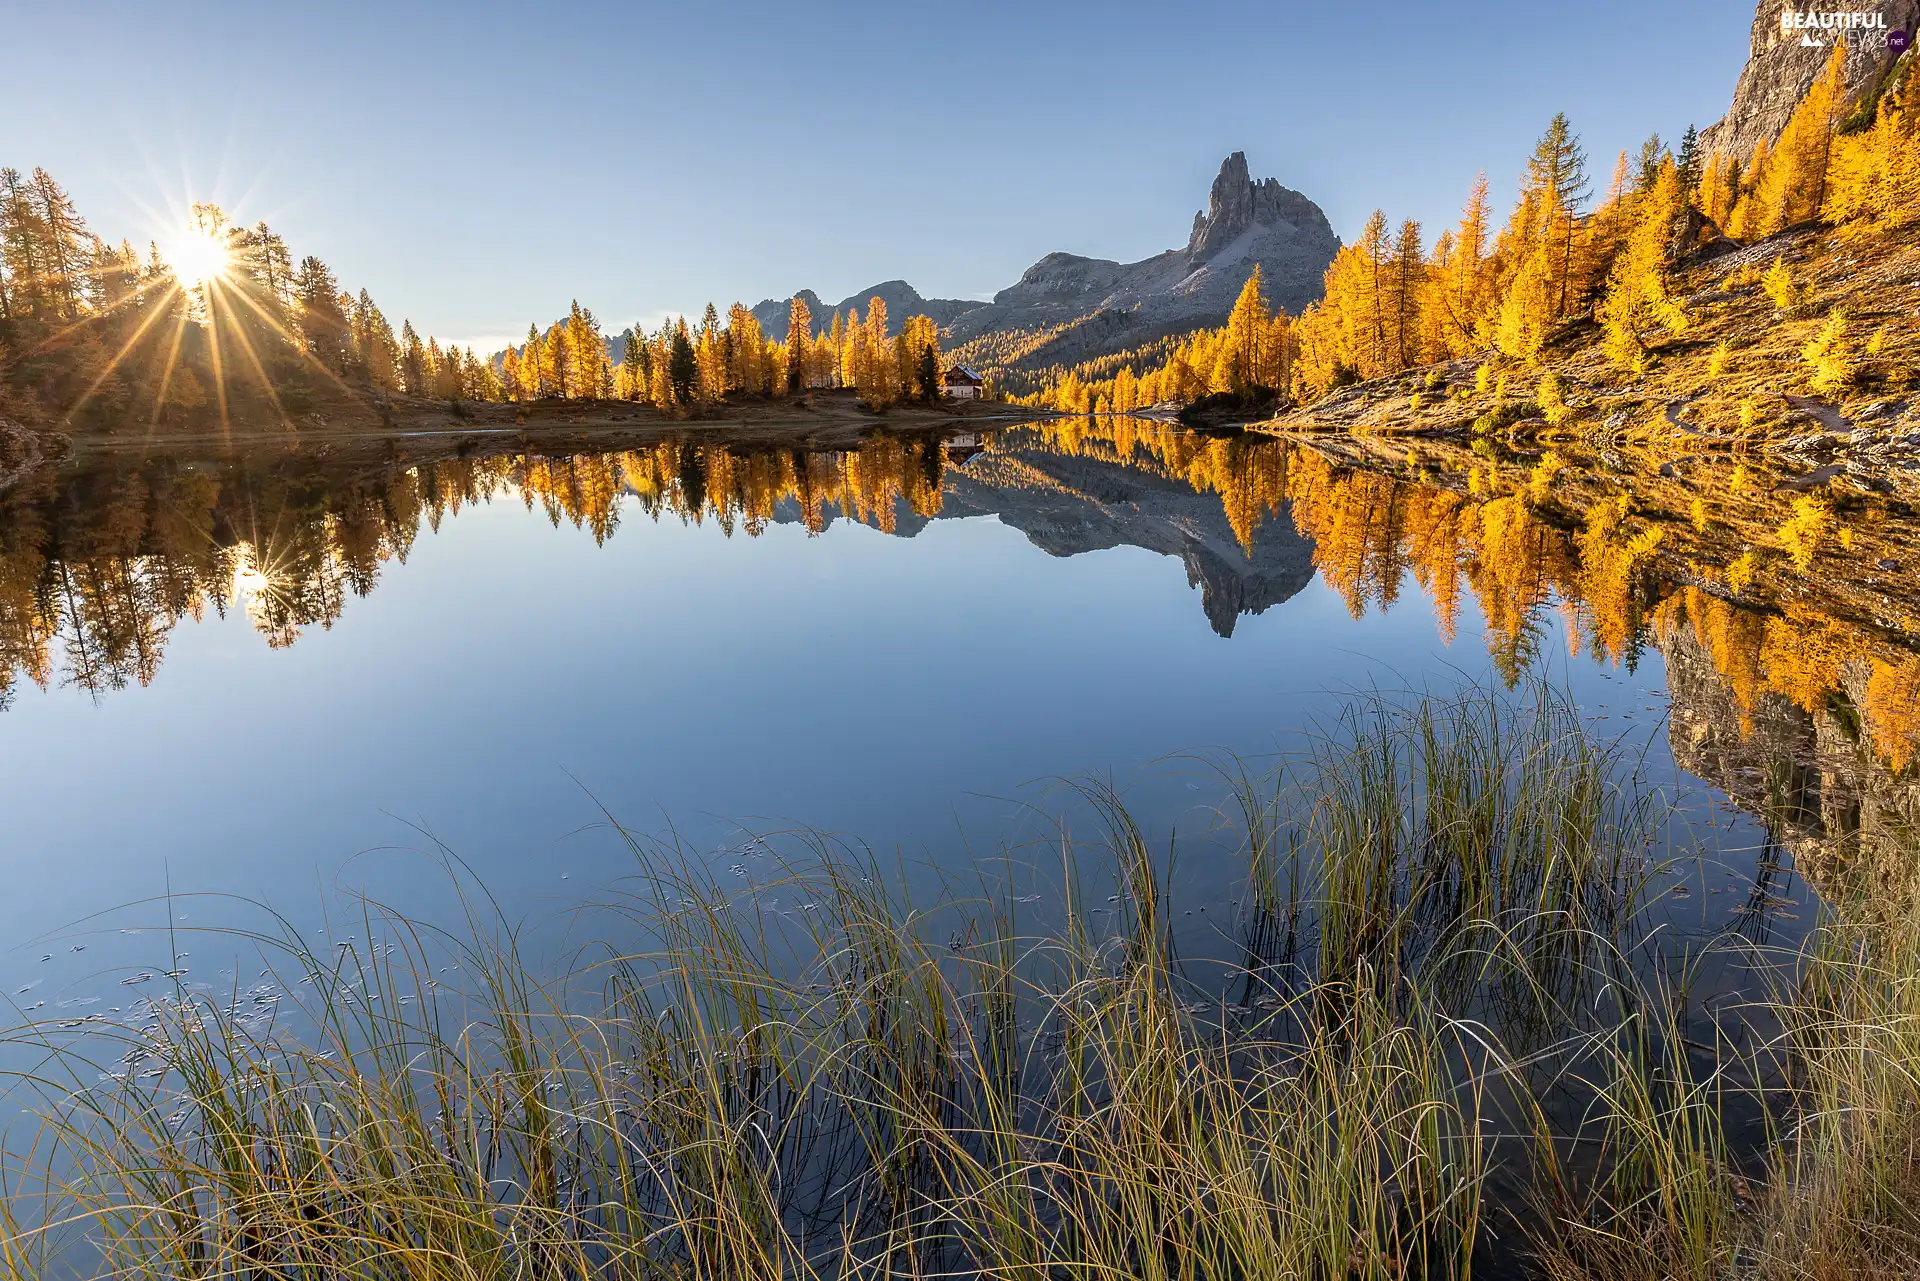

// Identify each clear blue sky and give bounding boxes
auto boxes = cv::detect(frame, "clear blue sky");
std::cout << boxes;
[3,0,1754,351]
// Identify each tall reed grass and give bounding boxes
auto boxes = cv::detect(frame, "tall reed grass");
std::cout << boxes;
[1,684,1914,1279]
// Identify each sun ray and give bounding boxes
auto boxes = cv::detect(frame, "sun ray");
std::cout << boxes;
[204,279,295,430]
[148,308,193,429]
[19,283,159,364]
[204,286,230,438]
[60,282,187,423]
[219,282,365,402]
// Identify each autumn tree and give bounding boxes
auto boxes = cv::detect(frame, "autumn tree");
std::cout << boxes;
[1598,156,1688,372]
[1754,40,1847,232]
[1388,220,1424,368]
[1824,51,1920,226]
[785,295,812,392]
[402,321,428,395]
[293,256,349,372]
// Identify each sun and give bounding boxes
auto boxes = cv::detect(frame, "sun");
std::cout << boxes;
[162,220,231,289]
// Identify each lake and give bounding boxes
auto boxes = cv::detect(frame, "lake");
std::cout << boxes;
[3,416,1907,1000]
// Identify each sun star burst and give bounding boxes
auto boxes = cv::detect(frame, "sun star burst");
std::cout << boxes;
[161,220,231,289]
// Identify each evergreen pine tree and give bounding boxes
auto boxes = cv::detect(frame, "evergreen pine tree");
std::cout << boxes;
[1676,125,1701,197]
[916,344,939,402]
[668,326,697,404]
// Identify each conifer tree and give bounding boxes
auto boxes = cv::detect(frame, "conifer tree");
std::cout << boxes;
[1,168,48,322]
[293,256,349,371]
[1676,124,1701,197]
[1352,210,1392,377]
[668,324,696,405]
[1223,265,1271,389]
[1824,52,1920,226]
[1756,40,1847,232]
[620,330,648,401]
[1436,175,1493,355]
[1389,220,1424,369]
[1494,245,1556,363]
[351,290,399,390]
[1632,134,1667,194]
[26,168,87,319]
[827,310,846,387]
[402,322,428,395]
[501,346,523,400]
[915,344,939,401]
[1726,136,1768,238]
[1698,152,1738,227]
[785,295,812,392]
[1517,113,1591,317]
[1598,156,1688,373]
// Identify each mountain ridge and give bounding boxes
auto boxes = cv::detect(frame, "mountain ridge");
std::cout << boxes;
[750,153,1340,388]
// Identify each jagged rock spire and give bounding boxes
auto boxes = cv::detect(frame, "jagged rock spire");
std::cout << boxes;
[1185,152,1333,264]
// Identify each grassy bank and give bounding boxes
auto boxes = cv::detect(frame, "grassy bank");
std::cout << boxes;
[2,687,1916,1279]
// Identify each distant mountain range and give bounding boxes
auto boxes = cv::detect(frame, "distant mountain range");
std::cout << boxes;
[752,153,1341,388]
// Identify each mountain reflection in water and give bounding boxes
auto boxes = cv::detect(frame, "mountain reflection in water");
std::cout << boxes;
[2,416,1915,882]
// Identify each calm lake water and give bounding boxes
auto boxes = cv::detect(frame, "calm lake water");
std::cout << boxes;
[5,416,1893,1002]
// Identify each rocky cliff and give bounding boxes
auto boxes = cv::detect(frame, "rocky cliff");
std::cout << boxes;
[939,443,1316,638]
[1701,1,1918,158]
[943,154,1338,378]
[774,438,1316,638]
[1663,625,1920,905]
[753,153,1339,386]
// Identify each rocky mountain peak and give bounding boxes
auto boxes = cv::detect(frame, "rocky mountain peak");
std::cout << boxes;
[1185,152,1333,264]
[1702,0,1918,158]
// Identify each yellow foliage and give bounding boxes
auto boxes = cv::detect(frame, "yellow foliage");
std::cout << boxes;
[1537,372,1572,425]
[1597,157,1688,373]
[1822,48,1920,229]
[1527,450,1564,504]
[1801,309,1856,396]
[1862,657,1920,771]
[1762,259,1808,317]
[1707,341,1731,378]
[1727,550,1761,593]
[1777,494,1834,569]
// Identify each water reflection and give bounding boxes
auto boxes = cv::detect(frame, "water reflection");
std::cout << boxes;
[2,417,1915,883]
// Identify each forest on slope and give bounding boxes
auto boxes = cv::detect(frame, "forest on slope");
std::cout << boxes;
[1018,43,1918,437]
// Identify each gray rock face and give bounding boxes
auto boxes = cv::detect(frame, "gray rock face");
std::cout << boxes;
[1185,151,1332,265]
[769,440,1315,636]
[946,153,1338,372]
[1662,623,1920,902]
[940,445,1315,637]
[1701,0,1918,158]
[753,154,1339,383]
